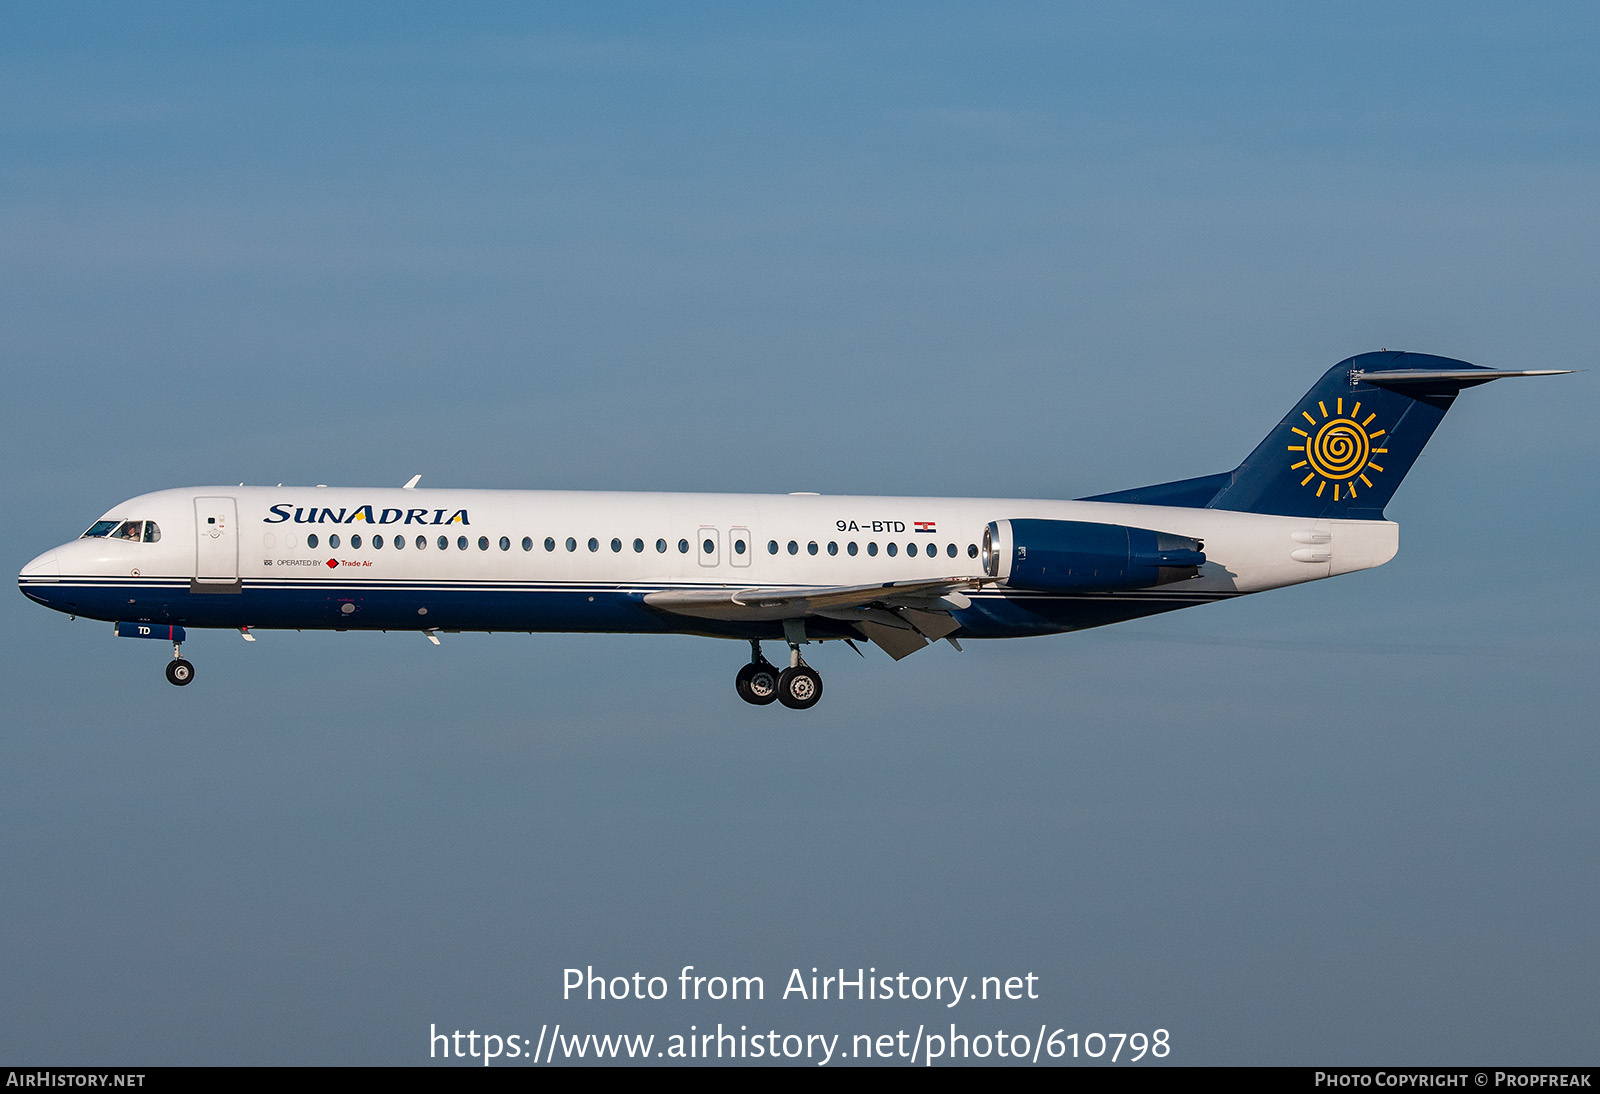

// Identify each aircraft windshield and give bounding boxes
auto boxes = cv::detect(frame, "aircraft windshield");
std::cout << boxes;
[81,520,160,542]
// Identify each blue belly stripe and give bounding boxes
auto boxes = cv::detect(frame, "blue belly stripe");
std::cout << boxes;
[20,575,1238,641]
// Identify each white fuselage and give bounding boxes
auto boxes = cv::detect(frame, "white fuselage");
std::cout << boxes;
[20,485,1398,642]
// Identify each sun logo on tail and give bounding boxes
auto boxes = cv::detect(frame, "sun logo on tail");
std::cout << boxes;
[1287,398,1388,501]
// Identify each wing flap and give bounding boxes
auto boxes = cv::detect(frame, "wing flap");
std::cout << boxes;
[642,576,990,622]
[643,575,993,658]
[856,621,929,660]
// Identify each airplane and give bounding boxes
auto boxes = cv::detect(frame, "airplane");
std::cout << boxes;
[18,351,1571,709]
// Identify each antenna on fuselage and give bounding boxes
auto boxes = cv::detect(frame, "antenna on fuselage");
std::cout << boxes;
[402,474,422,489]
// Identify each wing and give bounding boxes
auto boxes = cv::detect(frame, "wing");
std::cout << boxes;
[643,576,995,660]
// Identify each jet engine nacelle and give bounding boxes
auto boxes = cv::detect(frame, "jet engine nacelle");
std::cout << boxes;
[982,518,1205,592]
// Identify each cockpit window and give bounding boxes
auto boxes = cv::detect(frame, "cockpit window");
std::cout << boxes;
[81,519,161,542]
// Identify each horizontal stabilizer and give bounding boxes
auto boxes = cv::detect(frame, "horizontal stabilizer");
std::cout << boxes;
[1356,368,1574,388]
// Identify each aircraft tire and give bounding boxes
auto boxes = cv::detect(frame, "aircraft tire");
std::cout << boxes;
[165,658,195,686]
[776,666,822,710]
[736,661,779,705]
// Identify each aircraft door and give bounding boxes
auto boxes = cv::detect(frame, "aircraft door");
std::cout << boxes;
[730,527,751,567]
[194,496,240,582]
[697,526,720,568]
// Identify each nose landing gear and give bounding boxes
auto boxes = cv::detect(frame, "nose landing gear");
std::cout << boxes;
[114,624,196,686]
[166,639,194,686]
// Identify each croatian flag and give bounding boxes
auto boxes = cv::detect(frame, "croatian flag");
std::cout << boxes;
[914,521,936,533]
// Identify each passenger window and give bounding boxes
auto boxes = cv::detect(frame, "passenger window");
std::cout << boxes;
[373,535,383,549]
[611,538,622,553]
[886,542,897,557]
[457,536,468,550]
[393,535,404,550]
[787,541,798,555]
[418,535,427,550]
[906,542,917,557]
[807,541,818,555]
[143,522,162,543]
[734,539,746,555]
[847,542,858,556]
[968,544,979,558]
[633,538,644,553]
[656,538,667,553]
[545,537,556,552]
[566,537,577,552]
[308,534,319,549]
[438,536,448,550]
[702,538,715,555]
[352,534,363,549]
[827,541,837,556]
[499,536,510,551]
[523,537,533,551]
[588,538,599,552]
[947,543,957,558]
[330,534,342,549]
[867,542,877,556]
[678,539,689,554]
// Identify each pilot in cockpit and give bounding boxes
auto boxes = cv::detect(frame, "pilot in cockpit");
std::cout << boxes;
[83,519,160,543]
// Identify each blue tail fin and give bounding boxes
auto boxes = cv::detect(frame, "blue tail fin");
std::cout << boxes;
[1085,351,1569,520]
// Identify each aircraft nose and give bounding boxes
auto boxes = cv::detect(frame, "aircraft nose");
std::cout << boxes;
[20,548,60,579]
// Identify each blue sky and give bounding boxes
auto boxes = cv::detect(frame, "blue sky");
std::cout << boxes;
[2,3,1596,1065]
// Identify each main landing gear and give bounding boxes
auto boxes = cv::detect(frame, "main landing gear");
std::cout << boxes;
[735,650,779,706]
[166,640,194,686]
[777,663,822,710]
[735,637,823,710]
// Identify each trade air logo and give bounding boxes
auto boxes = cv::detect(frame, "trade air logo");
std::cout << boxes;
[1287,399,1388,501]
